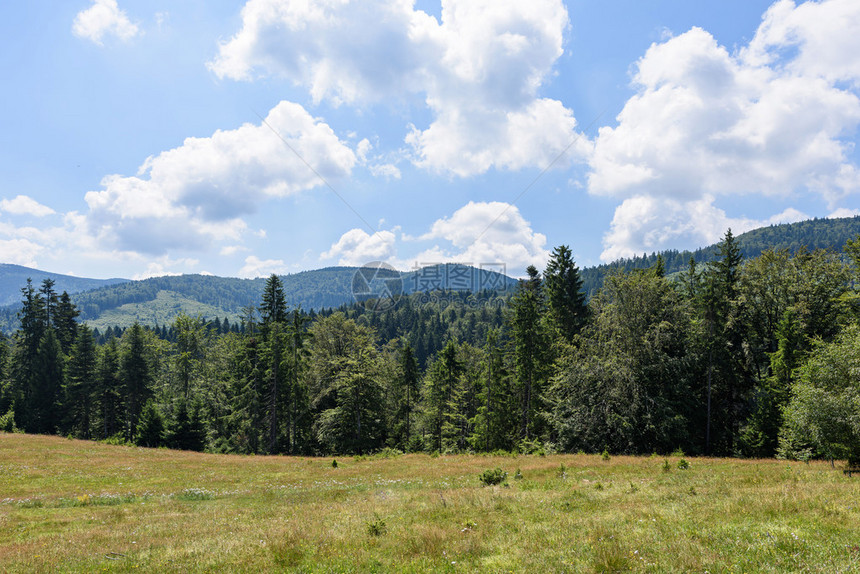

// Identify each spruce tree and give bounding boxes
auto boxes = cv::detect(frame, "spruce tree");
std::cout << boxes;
[134,400,165,447]
[544,245,588,343]
[64,325,97,438]
[120,323,153,440]
[508,266,551,442]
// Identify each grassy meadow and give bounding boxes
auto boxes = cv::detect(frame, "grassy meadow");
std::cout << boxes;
[1,434,859,572]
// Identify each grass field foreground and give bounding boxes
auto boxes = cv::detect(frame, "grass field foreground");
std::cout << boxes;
[1,434,859,572]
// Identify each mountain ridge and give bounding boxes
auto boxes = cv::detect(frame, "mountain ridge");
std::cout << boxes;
[1,216,858,332]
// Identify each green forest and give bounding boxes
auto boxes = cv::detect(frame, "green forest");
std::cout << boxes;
[1,231,859,464]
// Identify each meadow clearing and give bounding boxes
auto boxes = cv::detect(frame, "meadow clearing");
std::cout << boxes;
[0,433,858,572]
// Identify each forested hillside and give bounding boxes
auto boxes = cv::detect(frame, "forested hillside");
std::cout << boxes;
[1,217,856,330]
[2,233,859,463]
[580,216,860,295]
[0,264,127,306]
[0,264,518,333]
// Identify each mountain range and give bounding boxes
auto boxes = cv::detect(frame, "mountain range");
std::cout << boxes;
[0,215,858,333]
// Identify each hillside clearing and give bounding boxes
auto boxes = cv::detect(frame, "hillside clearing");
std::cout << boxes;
[1,434,858,572]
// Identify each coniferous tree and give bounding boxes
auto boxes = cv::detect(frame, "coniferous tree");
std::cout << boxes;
[544,245,588,343]
[120,323,153,440]
[11,280,45,432]
[64,325,97,438]
[95,337,123,439]
[508,266,551,442]
[27,328,65,434]
[470,329,516,451]
[134,399,165,447]
[423,339,462,452]
[53,291,80,356]
[166,398,206,451]
[702,229,746,455]
[392,343,420,450]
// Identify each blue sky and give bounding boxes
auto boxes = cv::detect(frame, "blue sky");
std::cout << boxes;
[1,0,858,279]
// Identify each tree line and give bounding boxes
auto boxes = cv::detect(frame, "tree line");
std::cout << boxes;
[1,232,859,463]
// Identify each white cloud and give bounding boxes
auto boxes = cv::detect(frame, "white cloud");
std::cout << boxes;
[412,201,549,274]
[0,195,56,217]
[600,195,809,261]
[321,228,397,267]
[210,0,584,176]
[0,239,44,267]
[589,1,860,260]
[83,101,357,254]
[132,256,199,280]
[829,207,860,218]
[72,0,140,46]
[238,255,289,279]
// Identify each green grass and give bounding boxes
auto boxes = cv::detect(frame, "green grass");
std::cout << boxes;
[1,434,859,572]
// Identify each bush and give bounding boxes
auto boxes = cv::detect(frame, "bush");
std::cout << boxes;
[0,408,19,433]
[479,467,508,486]
[677,459,690,470]
[601,449,611,461]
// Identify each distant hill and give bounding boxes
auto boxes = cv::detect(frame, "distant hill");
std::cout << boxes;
[0,216,857,333]
[0,264,128,307]
[0,264,518,332]
[580,216,860,296]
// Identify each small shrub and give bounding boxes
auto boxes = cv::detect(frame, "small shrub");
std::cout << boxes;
[479,467,508,486]
[0,408,19,433]
[601,449,611,461]
[677,459,690,470]
[672,447,685,457]
[331,459,338,468]
[662,459,672,473]
[366,515,387,537]
[558,463,567,479]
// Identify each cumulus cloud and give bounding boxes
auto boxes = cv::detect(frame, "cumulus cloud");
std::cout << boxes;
[238,255,289,278]
[132,256,199,280]
[589,0,860,260]
[600,195,808,261]
[83,101,357,254]
[321,228,397,267]
[72,0,140,46]
[411,201,550,274]
[209,0,584,176]
[0,239,44,267]
[0,195,56,217]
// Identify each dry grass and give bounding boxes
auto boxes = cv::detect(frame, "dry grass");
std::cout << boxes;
[1,434,859,572]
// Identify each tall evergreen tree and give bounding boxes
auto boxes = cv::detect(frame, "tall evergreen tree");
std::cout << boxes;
[508,266,551,442]
[423,339,462,452]
[53,291,80,356]
[703,229,746,454]
[544,245,588,343]
[120,323,153,440]
[95,337,123,439]
[64,325,97,438]
[392,343,420,450]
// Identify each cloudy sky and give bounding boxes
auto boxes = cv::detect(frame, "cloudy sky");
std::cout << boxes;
[1,0,858,279]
